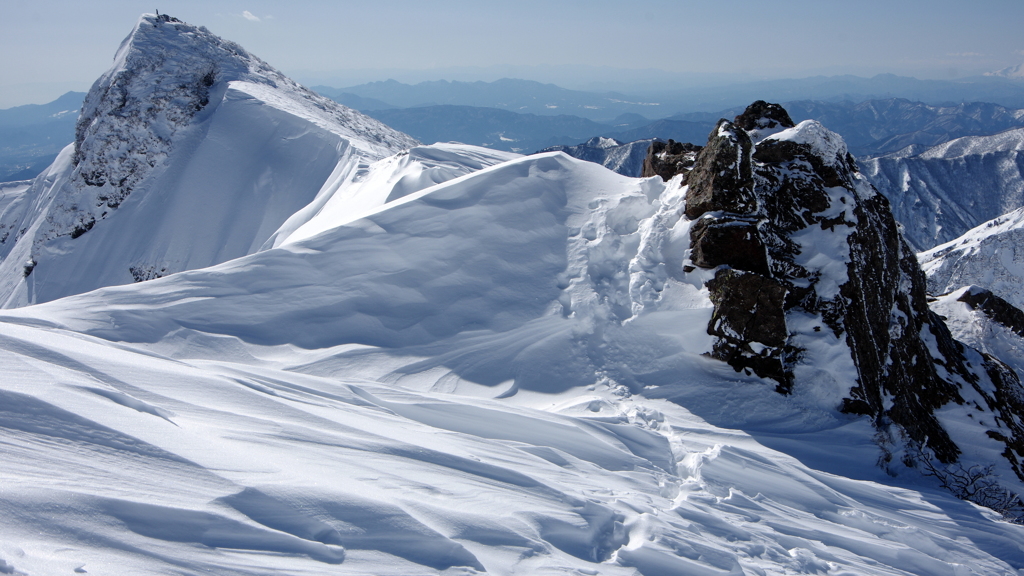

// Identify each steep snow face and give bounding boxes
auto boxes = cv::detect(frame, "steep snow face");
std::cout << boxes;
[0,180,30,221]
[0,13,416,307]
[919,207,1024,308]
[932,286,1024,377]
[69,13,412,220]
[861,127,1024,251]
[3,147,1024,575]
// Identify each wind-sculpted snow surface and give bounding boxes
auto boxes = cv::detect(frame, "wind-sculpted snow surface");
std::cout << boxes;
[861,127,1024,251]
[3,315,1024,575]
[268,143,520,248]
[0,13,416,308]
[3,139,1024,573]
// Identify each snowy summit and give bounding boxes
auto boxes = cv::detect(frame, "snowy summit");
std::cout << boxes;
[0,13,416,308]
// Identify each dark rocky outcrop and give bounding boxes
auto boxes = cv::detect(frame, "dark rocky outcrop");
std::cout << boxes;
[673,101,1024,479]
[689,216,767,275]
[958,286,1024,338]
[683,125,755,219]
[733,100,794,132]
[641,139,701,182]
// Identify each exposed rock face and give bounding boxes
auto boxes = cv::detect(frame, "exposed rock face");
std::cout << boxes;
[641,139,701,182]
[673,102,1024,478]
[958,286,1024,338]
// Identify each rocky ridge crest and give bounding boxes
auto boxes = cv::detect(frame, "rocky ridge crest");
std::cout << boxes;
[652,102,1024,508]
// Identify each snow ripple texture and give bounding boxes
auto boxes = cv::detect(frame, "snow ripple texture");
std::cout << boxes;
[1,146,1022,575]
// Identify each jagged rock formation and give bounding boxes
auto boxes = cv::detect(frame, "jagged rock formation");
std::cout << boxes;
[958,286,1024,339]
[640,139,701,182]
[651,101,1024,486]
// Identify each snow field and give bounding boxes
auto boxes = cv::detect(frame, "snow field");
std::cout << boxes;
[1,144,1023,574]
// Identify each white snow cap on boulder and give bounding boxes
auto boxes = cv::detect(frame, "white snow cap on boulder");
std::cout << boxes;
[0,13,417,308]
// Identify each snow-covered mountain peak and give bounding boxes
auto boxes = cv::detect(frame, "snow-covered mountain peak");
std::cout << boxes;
[0,13,418,307]
[71,12,415,223]
[764,120,852,169]
[986,62,1024,79]
[585,136,622,149]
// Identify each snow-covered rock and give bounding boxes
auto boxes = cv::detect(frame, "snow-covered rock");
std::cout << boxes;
[650,101,1024,511]
[0,13,416,307]
[861,127,1024,251]
[931,286,1024,378]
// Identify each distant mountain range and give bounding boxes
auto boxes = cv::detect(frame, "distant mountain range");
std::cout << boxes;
[5,73,1024,181]
[0,91,85,181]
[332,74,1024,119]
[361,105,613,153]
[861,127,1024,251]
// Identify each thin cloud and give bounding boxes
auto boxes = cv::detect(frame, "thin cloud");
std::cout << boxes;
[947,52,983,58]
[242,11,260,22]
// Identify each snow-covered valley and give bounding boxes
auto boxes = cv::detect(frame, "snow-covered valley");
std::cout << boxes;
[3,13,1024,576]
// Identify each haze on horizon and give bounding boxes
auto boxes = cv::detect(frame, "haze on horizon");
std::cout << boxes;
[2,0,1022,109]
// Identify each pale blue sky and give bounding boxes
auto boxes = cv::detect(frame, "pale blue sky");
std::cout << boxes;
[2,0,1022,107]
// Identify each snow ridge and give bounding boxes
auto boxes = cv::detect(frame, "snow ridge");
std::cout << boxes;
[920,206,1024,308]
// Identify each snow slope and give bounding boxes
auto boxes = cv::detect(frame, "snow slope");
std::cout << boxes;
[0,13,416,308]
[920,206,1024,308]
[539,136,657,177]
[861,127,1024,251]
[3,316,1023,576]
[930,286,1024,378]
[2,145,1024,575]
